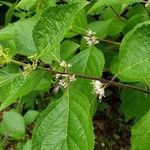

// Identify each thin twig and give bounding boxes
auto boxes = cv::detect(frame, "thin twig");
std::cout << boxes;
[10,59,150,95]
[104,74,118,89]
[10,60,26,66]
[101,39,120,45]
[39,67,150,95]
[72,26,121,45]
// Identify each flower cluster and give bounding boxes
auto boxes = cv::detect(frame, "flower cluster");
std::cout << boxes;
[56,74,76,88]
[60,61,72,68]
[23,63,37,78]
[0,45,11,65]
[92,80,105,101]
[84,29,99,46]
[145,0,150,7]
[56,60,75,88]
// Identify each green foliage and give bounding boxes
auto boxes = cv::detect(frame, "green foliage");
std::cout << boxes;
[16,0,38,11]
[60,40,80,61]
[111,21,150,84]
[88,20,113,39]
[123,14,149,34]
[0,17,37,56]
[0,0,150,149]
[32,88,94,150]
[0,110,25,140]
[120,84,150,122]
[23,140,32,150]
[131,110,150,150]
[88,0,142,14]
[69,46,104,101]
[23,110,39,126]
[37,0,56,13]
[0,70,51,111]
[33,3,86,63]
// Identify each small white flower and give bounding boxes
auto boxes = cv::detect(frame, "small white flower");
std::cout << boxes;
[55,74,62,79]
[84,29,99,46]
[145,0,150,7]
[56,74,76,88]
[60,61,67,67]
[23,63,36,78]
[59,79,68,88]
[23,64,32,70]
[67,63,72,67]
[69,74,76,81]
[92,80,105,100]
[97,88,105,99]
[62,74,68,77]
[86,29,96,36]
[60,60,72,68]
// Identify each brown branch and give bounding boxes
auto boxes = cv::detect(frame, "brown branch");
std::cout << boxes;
[10,59,150,95]
[39,67,150,95]
[101,39,120,45]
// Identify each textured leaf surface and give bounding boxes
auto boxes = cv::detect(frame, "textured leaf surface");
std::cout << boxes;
[69,46,104,115]
[0,70,51,110]
[120,84,150,122]
[123,14,149,34]
[69,46,105,99]
[111,21,150,83]
[71,9,88,35]
[0,17,37,56]
[60,40,80,61]
[88,0,142,14]
[131,110,150,150]
[0,111,25,140]
[23,140,32,150]
[33,3,86,63]
[88,20,112,39]
[32,88,94,150]
[16,0,38,11]
[37,0,56,13]
[24,110,39,126]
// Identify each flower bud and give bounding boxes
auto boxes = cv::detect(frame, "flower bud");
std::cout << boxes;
[0,45,11,65]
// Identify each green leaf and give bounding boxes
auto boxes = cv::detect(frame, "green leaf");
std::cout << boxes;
[120,83,150,122]
[88,19,113,39]
[127,3,147,18]
[69,46,105,99]
[99,6,125,36]
[34,72,52,92]
[33,3,86,64]
[0,70,50,111]
[0,110,25,140]
[0,17,37,56]
[23,140,32,150]
[70,9,88,34]
[69,46,104,115]
[16,0,38,11]
[32,88,94,150]
[24,110,39,126]
[60,40,80,61]
[88,0,142,14]
[123,14,149,34]
[111,21,150,83]
[67,0,86,3]
[5,3,16,26]
[131,110,150,150]
[74,9,88,29]
[37,0,56,13]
